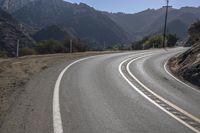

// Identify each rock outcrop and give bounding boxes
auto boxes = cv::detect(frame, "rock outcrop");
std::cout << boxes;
[170,21,200,86]
[0,9,35,57]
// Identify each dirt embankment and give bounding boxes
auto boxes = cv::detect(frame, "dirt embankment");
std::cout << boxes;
[169,43,200,87]
[0,51,117,125]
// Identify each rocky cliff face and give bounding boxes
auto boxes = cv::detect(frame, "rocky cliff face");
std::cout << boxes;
[169,21,200,86]
[12,0,128,48]
[0,0,36,12]
[0,9,35,57]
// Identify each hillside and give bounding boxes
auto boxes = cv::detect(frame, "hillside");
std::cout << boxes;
[106,7,200,41]
[1,0,200,49]
[32,25,70,41]
[0,0,36,12]
[169,21,200,86]
[0,9,35,57]
[11,0,128,49]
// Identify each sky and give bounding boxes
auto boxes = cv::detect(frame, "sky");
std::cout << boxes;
[65,0,200,13]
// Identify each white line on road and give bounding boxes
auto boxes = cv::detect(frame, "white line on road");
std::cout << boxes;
[52,50,167,133]
[52,51,148,133]
[164,61,200,93]
[119,54,200,133]
[53,56,98,133]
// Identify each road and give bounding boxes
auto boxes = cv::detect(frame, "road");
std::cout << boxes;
[0,48,200,133]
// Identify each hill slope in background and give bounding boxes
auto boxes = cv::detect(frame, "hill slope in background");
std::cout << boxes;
[11,0,128,49]
[32,25,70,42]
[105,7,200,41]
[1,0,200,48]
[170,21,200,86]
[0,0,36,12]
[0,9,35,57]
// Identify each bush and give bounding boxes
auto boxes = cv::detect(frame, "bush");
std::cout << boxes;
[144,35,163,49]
[187,20,200,46]
[36,40,64,54]
[19,48,36,56]
[62,38,89,52]
[167,34,179,47]
[0,51,7,58]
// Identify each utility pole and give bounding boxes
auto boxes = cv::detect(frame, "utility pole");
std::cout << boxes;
[70,39,73,53]
[104,41,106,51]
[162,0,171,49]
[16,24,23,58]
[16,40,19,57]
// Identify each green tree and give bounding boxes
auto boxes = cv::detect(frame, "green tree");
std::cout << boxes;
[187,20,200,46]
[144,35,163,49]
[19,47,36,56]
[62,37,89,52]
[167,34,179,47]
[36,40,64,54]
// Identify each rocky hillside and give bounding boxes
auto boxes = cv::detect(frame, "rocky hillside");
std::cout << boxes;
[170,21,200,86]
[0,9,35,57]
[32,25,70,41]
[105,7,200,41]
[0,0,36,12]
[11,0,128,49]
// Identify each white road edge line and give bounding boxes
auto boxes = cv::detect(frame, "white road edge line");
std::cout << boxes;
[52,51,150,133]
[119,54,200,133]
[164,60,200,93]
[53,56,98,133]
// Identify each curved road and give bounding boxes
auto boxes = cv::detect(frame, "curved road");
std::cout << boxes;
[1,48,200,133]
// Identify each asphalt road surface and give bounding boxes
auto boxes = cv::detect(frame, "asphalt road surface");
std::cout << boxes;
[1,48,200,133]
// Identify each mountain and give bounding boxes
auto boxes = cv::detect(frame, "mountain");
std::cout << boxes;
[11,0,128,49]
[0,9,35,57]
[0,0,36,12]
[105,7,200,41]
[1,0,200,47]
[32,25,70,41]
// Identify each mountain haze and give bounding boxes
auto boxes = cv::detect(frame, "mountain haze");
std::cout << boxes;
[11,0,128,49]
[106,7,200,40]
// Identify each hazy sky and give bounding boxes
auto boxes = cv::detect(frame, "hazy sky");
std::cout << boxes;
[65,0,200,13]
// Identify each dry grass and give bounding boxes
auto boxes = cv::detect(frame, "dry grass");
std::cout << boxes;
[0,51,118,122]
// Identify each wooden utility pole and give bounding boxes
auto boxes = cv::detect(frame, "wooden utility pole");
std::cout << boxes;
[162,0,172,49]
[70,39,73,53]
[16,24,23,58]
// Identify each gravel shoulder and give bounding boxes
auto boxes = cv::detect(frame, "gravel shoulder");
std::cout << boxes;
[0,51,118,129]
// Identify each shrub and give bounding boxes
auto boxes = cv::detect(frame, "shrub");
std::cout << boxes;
[19,47,36,56]
[62,38,89,52]
[0,51,7,58]
[167,34,179,47]
[36,40,64,54]
[144,35,163,49]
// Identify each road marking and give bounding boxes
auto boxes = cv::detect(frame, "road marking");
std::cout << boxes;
[53,56,100,133]
[52,51,153,133]
[119,54,200,133]
[164,61,200,93]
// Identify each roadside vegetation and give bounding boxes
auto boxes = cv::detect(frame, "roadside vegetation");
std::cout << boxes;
[0,38,90,58]
[130,34,179,50]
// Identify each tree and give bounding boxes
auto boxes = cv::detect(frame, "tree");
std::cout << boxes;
[144,35,163,49]
[187,20,200,46]
[62,37,89,52]
[167,34,178,47]
[36,40,64,54]
[20,47,36,56]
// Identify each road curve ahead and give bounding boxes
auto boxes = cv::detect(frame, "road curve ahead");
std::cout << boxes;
[1,48,200,133]
[54,48,200,133]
